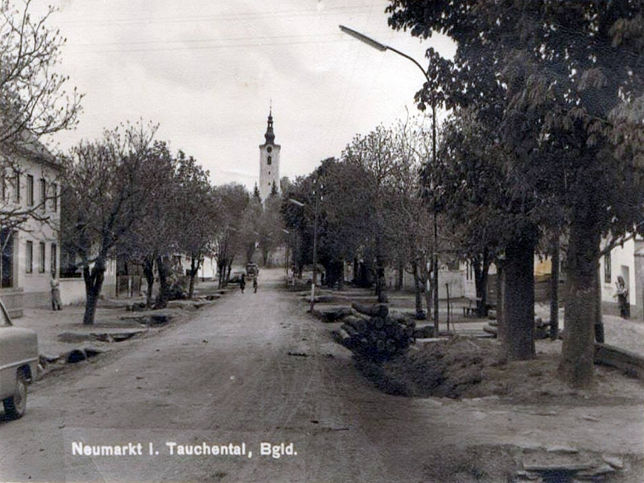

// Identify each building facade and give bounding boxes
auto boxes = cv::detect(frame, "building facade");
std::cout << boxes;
[0,145,61,317]
[599,236,643,320]
[258,110,280,201]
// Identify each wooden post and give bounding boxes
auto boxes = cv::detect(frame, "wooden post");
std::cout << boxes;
[445,282,450,332]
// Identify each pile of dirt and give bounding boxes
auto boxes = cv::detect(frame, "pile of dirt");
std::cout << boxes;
[357,336,644,402]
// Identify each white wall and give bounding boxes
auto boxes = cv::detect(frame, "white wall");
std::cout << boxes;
[599,238,637,305]
[4,156,61,304]
[59,278,86,305]
[199,256,217,279]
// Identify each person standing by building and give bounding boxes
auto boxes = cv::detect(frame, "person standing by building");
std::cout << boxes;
[240,274,246,294]
[50,273,62,311]
[615,275,630,318]
[253,276,258,293]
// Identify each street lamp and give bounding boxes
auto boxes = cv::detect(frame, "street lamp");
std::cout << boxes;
[289,194,320,313]
[340,24,440,334]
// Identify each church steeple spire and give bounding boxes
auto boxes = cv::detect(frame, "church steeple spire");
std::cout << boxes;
[264,107,275,144]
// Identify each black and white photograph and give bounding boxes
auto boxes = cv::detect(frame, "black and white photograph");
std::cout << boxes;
[0,0,643,481]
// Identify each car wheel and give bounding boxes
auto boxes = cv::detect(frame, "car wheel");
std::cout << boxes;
[3,370,27,419]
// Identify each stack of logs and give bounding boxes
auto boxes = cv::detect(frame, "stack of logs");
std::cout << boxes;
[336,302,416,361]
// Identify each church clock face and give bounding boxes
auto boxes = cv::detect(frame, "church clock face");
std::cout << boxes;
[267,146,272,153]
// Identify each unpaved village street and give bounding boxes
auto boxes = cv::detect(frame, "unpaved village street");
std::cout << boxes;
[1,269,643,482]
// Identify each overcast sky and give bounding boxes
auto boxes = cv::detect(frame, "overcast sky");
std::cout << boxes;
[46,0,455,189]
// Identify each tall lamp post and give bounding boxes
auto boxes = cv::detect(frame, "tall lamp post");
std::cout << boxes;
[339,24,440,334]
[289,193,320,313]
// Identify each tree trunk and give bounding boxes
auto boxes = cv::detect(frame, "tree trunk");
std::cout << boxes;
[155,255,171,309]
[474,250,490,317]
[376,259,388,303]
[353,257,359,284]
[325,260,344,289]
[187,254,200,299]
[496,262,506,344]
[594,267,605,343]
[396,261,404,291]
[502,236,536,361]
[558,219,600,387]
[218,259,226,288]
[432,255,439,335]
[550,240,560,340]
[412,261,425,319]
[82,259,106,326]
[143,256,155,308]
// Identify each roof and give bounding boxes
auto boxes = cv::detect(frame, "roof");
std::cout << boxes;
[0,130,60,171]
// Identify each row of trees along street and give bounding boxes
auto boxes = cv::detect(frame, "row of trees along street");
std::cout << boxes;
[385,0,643,387]
[284,1,643,388]
[0,1,287,327]
[281,118,439,320]
[62,135,286,326]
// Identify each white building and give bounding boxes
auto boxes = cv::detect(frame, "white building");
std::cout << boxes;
[599,236,643,320]
[0,143,61,317]
[258,109,280,201]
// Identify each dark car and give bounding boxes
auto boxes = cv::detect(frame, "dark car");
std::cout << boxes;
[246,263,259,279]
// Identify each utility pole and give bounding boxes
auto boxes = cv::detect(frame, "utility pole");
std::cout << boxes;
[340,24,441,332]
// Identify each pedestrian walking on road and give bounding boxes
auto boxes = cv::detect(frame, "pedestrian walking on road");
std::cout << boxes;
[240,274,246,294]
[253,276,258,293]
[50,274,62,311]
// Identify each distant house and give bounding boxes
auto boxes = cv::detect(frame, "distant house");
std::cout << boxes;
[0,141,62,317]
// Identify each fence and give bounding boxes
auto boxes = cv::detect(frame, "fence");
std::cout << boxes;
[116,275,142,298]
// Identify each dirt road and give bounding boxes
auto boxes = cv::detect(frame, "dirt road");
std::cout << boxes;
[1,269,643,481]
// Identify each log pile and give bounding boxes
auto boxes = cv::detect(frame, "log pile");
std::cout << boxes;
[336,303,415,361]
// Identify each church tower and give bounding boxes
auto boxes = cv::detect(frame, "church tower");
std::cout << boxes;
[258,109,280,201]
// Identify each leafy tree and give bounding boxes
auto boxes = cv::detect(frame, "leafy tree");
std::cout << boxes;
[342,125,410,302]
[257,191,283,266]
[62,122,158,325]
[174,152,218,299]
[116,141,177,308]
[212,183,249,287]
[239,196,262,264]
[387,1,643,383]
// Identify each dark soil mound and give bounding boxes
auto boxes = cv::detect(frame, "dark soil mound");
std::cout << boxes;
[357,336,505,398]
[357,336,644,403]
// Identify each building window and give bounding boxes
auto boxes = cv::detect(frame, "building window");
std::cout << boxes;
[267,155,272,165]
[51,243,57,275]
[25,241,33,273]
[27,175,34,206]
[14,172,20,203]
[40,178,46,211]
[39,242,46,273]
[604,253,611,283]
[52,183,58,212]
[1,228,14,288]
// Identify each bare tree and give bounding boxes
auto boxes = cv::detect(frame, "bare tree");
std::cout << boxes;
[62,122,158,325]
[0,0,81,246]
